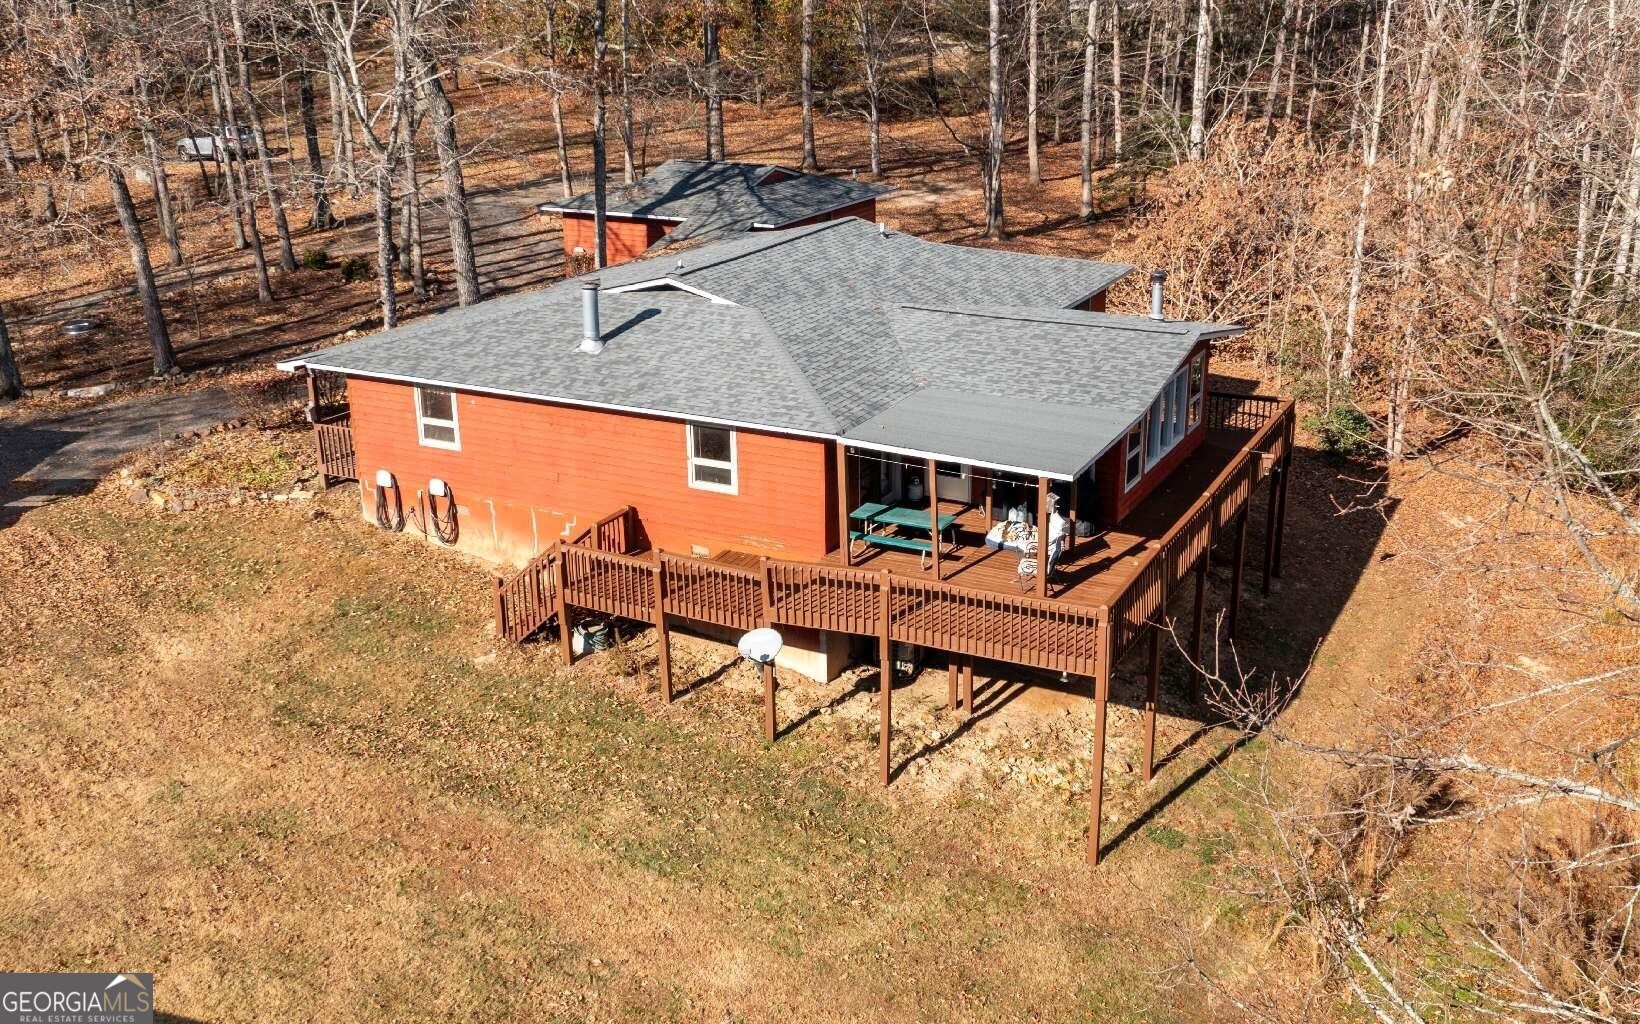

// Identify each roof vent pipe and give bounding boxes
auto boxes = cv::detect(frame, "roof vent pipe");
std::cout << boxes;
[1148,269,1167,321]
[579,280,603,354]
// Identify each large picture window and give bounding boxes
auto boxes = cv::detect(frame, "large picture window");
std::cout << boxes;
[687,423,738,493]
[415,387,460,450]
[1124,421,1145,489]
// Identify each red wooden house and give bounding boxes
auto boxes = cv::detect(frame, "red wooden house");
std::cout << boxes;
[535,159,896,267]
[281,217,1295,865]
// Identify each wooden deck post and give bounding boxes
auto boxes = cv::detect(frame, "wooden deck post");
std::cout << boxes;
[926,457,941,580]
[492,575,505,639]
[835,442,852,567]
[1191,553,1207,703]
[947,653,959,711]
[878,570,893,786]
[1144,623,1161,783]
[1065,484,1078,559]
[652,554,672,703]
[1036,475,1051,598]
[1262,452,1280,596]
[1228,507,1249,640]
[1088,608,1113,866]
[553,543,573,666]
[1273,415,1293,579]
[760,557,776,742]
[982,471,994,529]
[962,655,974,714]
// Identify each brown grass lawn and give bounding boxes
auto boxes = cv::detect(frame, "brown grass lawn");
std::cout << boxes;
[0,410,1421,1023]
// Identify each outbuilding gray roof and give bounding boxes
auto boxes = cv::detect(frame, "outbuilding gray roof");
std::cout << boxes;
[279,218,1242,478]
[537,159,896,246]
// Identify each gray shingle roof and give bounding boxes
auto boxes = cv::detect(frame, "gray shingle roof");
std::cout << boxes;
[537,159,895,245]
[277,218,1244,478]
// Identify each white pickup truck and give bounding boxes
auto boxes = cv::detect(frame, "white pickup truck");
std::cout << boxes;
[175,126,255,161]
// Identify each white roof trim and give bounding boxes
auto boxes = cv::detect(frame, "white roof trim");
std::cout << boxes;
[602,277,738,305]
[534,206,688,222]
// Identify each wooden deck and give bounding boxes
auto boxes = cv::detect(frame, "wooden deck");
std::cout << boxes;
[822,430,1252,609]
[487,392,1297,866]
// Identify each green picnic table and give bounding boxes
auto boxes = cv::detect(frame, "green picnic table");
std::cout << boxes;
[848,501,960,568]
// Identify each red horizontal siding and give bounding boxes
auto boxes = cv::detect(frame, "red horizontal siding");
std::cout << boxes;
[348,378,832,566]
[561,213,672,267]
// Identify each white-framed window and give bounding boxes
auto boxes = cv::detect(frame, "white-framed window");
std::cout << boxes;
[1137,359,1199,476]
[1187,351,1206,428]
[1124,420,1145,489]
[415,387,460,450]
[686,423,738,494]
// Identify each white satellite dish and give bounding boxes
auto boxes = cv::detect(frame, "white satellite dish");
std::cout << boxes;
[738,627,783,665]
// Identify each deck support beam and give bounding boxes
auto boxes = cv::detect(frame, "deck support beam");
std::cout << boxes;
[1191,553,1207,703]
[947,654,959,711]
[554,543,573,666]
[926,458,941,581]
[1273,418,1293,579]
[1229,507,1249,640]
[759,557,776,742]
[652,555,672,702]
[835,443,852,568]
[1036,476,1051,598]
[878,569,893,786]
[962,655,974,714]
[1262,453,1280,596]
[1144,624,1161,782]
[1087,608,1113,866]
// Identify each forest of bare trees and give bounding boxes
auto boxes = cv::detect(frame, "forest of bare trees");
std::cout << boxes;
[1,1,1636,1017]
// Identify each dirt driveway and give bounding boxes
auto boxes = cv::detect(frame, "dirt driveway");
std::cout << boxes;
[0,385,244,527]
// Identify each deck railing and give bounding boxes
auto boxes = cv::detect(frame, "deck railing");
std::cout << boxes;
[1108,397,1295,658]
[1205,392,1285,433]
[313,418,356,485]
[659,552,762,632]
[495,395,1293,678]
[494,548,559,643]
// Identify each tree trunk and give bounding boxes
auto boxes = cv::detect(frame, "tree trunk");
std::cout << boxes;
[1026,0,1040,185]
[1614,95,1640,285]
[108,163,177,376]
[1080,0,1098,219]
[620,0,634,182]
[593,0,609,268]
[1138,15,1152,118]
[857,4,881,177]
[26,103,46,164]
[704,9,723,161]
[1341,2,1393,384]
[211,20,273,302]
[1,121,18,176]
[141,119,184,267]
[547,6,574,197]
[329,64,356,190]
[417,55,480,305]
[1110,0,1123,167]
[983,0,1005,238]
[299,72,336,230]
[399,113,426,301]
[1262,0,1289,131]
[800,0,817,169]
[1187,0,1211,161]
[211,78,248,249]
[0,305,23,400]
[229,0,295,272]
[374,165,398,328]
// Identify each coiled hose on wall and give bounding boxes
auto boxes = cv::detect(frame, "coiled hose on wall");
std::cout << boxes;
[375,481,405,532]
[428,488,459,545]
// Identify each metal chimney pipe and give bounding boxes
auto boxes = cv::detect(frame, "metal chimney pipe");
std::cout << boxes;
[579,280,603,354]
[1148,270,1167,321]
